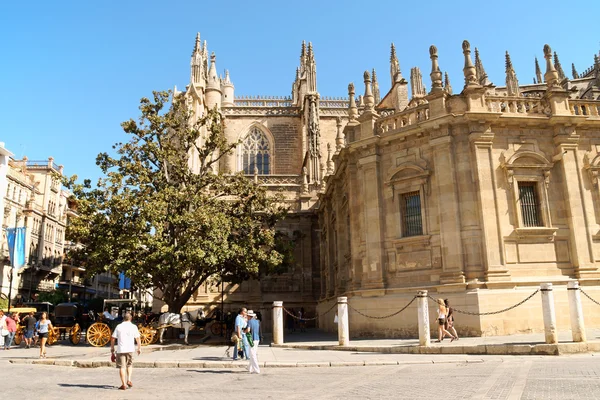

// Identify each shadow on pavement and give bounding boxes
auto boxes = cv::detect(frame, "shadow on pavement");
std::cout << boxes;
[187,369,237,374]
[58,383,114,390]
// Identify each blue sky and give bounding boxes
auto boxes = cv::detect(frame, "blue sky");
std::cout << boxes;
[1,0,598,182]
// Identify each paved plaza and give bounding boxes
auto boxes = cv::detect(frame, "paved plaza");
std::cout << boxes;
[2,355,600,399]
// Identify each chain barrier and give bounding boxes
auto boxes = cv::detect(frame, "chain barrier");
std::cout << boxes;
[282,301,337,321]
[579,288,600,307]
[427,289,539,316]
[346,296,417,319]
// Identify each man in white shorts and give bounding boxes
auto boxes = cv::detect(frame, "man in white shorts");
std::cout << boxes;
[110,313,141,390]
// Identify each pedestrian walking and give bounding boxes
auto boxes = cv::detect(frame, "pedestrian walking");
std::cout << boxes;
[247,310,260,374]
[110,313,141,391]
[22,311,36,348]
[435,298,456,342]
[36,312,53,358]
[0,310,8,348]
[4,312,18,349]
[298,307,306,332]
[232,308,247,360]
[444,299,459,341]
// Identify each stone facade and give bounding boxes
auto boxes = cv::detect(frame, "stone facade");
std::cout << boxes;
[178,34,600,337]
[319,42,600,337]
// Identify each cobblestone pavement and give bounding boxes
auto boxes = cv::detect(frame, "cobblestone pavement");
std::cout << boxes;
[2,355,600,399]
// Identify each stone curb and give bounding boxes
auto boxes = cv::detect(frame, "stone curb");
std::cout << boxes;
[8,358,485,369]
[271,342,600,356]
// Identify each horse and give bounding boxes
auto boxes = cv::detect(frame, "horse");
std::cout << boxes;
[158,308,206,345]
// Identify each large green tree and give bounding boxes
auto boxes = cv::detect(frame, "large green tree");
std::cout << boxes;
[63,91,289,312]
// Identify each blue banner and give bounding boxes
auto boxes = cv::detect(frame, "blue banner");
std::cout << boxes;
[6,227,26,270]
[119,272,131,290]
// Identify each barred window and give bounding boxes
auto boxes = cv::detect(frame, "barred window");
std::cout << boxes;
[518,182,542,227]
[241,127,270,175]
[401,191,423,237]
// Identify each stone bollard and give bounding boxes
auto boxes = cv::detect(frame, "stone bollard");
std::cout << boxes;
[540,283,558,344]
[567,281,586,342]
[337,297,349,346]
[417,290,430,346]
[272,301,284,345]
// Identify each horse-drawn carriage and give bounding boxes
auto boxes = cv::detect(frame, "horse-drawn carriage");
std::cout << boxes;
[86,299,158,347]
[47,303,85,345]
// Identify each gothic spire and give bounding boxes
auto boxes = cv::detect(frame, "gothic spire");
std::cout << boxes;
[190,32,204,84]
[429,45,443,93]
[390,43,401,85]
[348,83,358,121]
[554,51,565,80]
[505,51,519,96]
[410,67,426,98]
[192,32,201,55]
[543,44,560,88]
[572,63,579,79]
[474,48,491,86]
[363,71,375,111]
[207,52,219,89]
[535,57,543,83]
[372,69,381,104]
[462,40,478,88]
[444,72,453,95]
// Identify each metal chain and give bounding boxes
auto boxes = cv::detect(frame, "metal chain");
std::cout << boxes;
[282,302,337,321]
[427,289,539,316]
[347,296,417,319]
[579,288,600,307]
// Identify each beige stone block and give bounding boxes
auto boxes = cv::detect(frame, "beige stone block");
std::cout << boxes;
[32,359,55,366]
[557,343,588,354]
[440,346,465,354]
[154,361,179,368]
[462,345,486,355]
[587,342,600,353]
[92,361,112,368]
[485,344,508,355]
[75,360,94,368]
[532,344,558,355]
[178,361,206,368]
[264,362,297,368]
[419,346,442,354]
[53,360,74,367]
[297,362,330,367]
[365,361,399,366]
[9,359,33,364]
[506,344,533,355]
[518,243,556,263]
[135,361,155,368]
[330,361,364,367]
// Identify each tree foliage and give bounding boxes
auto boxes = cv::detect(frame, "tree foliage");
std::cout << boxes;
[63,91,290,312]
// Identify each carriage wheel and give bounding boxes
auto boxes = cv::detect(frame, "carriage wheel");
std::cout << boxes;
[139,326,154,346]
[210,321,222,336]
[150,327,159,344]
[69,323,82,345]
[87,322,111,347]
[48,327,60,345]
[14,327,23,345]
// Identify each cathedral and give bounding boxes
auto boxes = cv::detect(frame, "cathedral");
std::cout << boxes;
[177,33,600,337]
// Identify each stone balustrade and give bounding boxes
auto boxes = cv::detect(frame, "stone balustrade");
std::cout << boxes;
[570,100,600,117]
[377,104,430,134]
[486,96,548,116]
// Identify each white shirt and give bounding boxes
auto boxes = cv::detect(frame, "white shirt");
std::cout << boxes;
[111,321,140,354]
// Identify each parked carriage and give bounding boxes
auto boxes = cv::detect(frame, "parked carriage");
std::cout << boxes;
[86,299,158,347]
[47,303,85,345]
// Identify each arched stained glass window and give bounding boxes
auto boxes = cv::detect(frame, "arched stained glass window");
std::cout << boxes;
[241,127,271,175]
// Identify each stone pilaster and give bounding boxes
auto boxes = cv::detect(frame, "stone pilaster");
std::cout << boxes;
[469,127,510,281]
[346,161,363,290]
[430,130,465,284]
[554,128,599,278]
[357,148,385,289]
